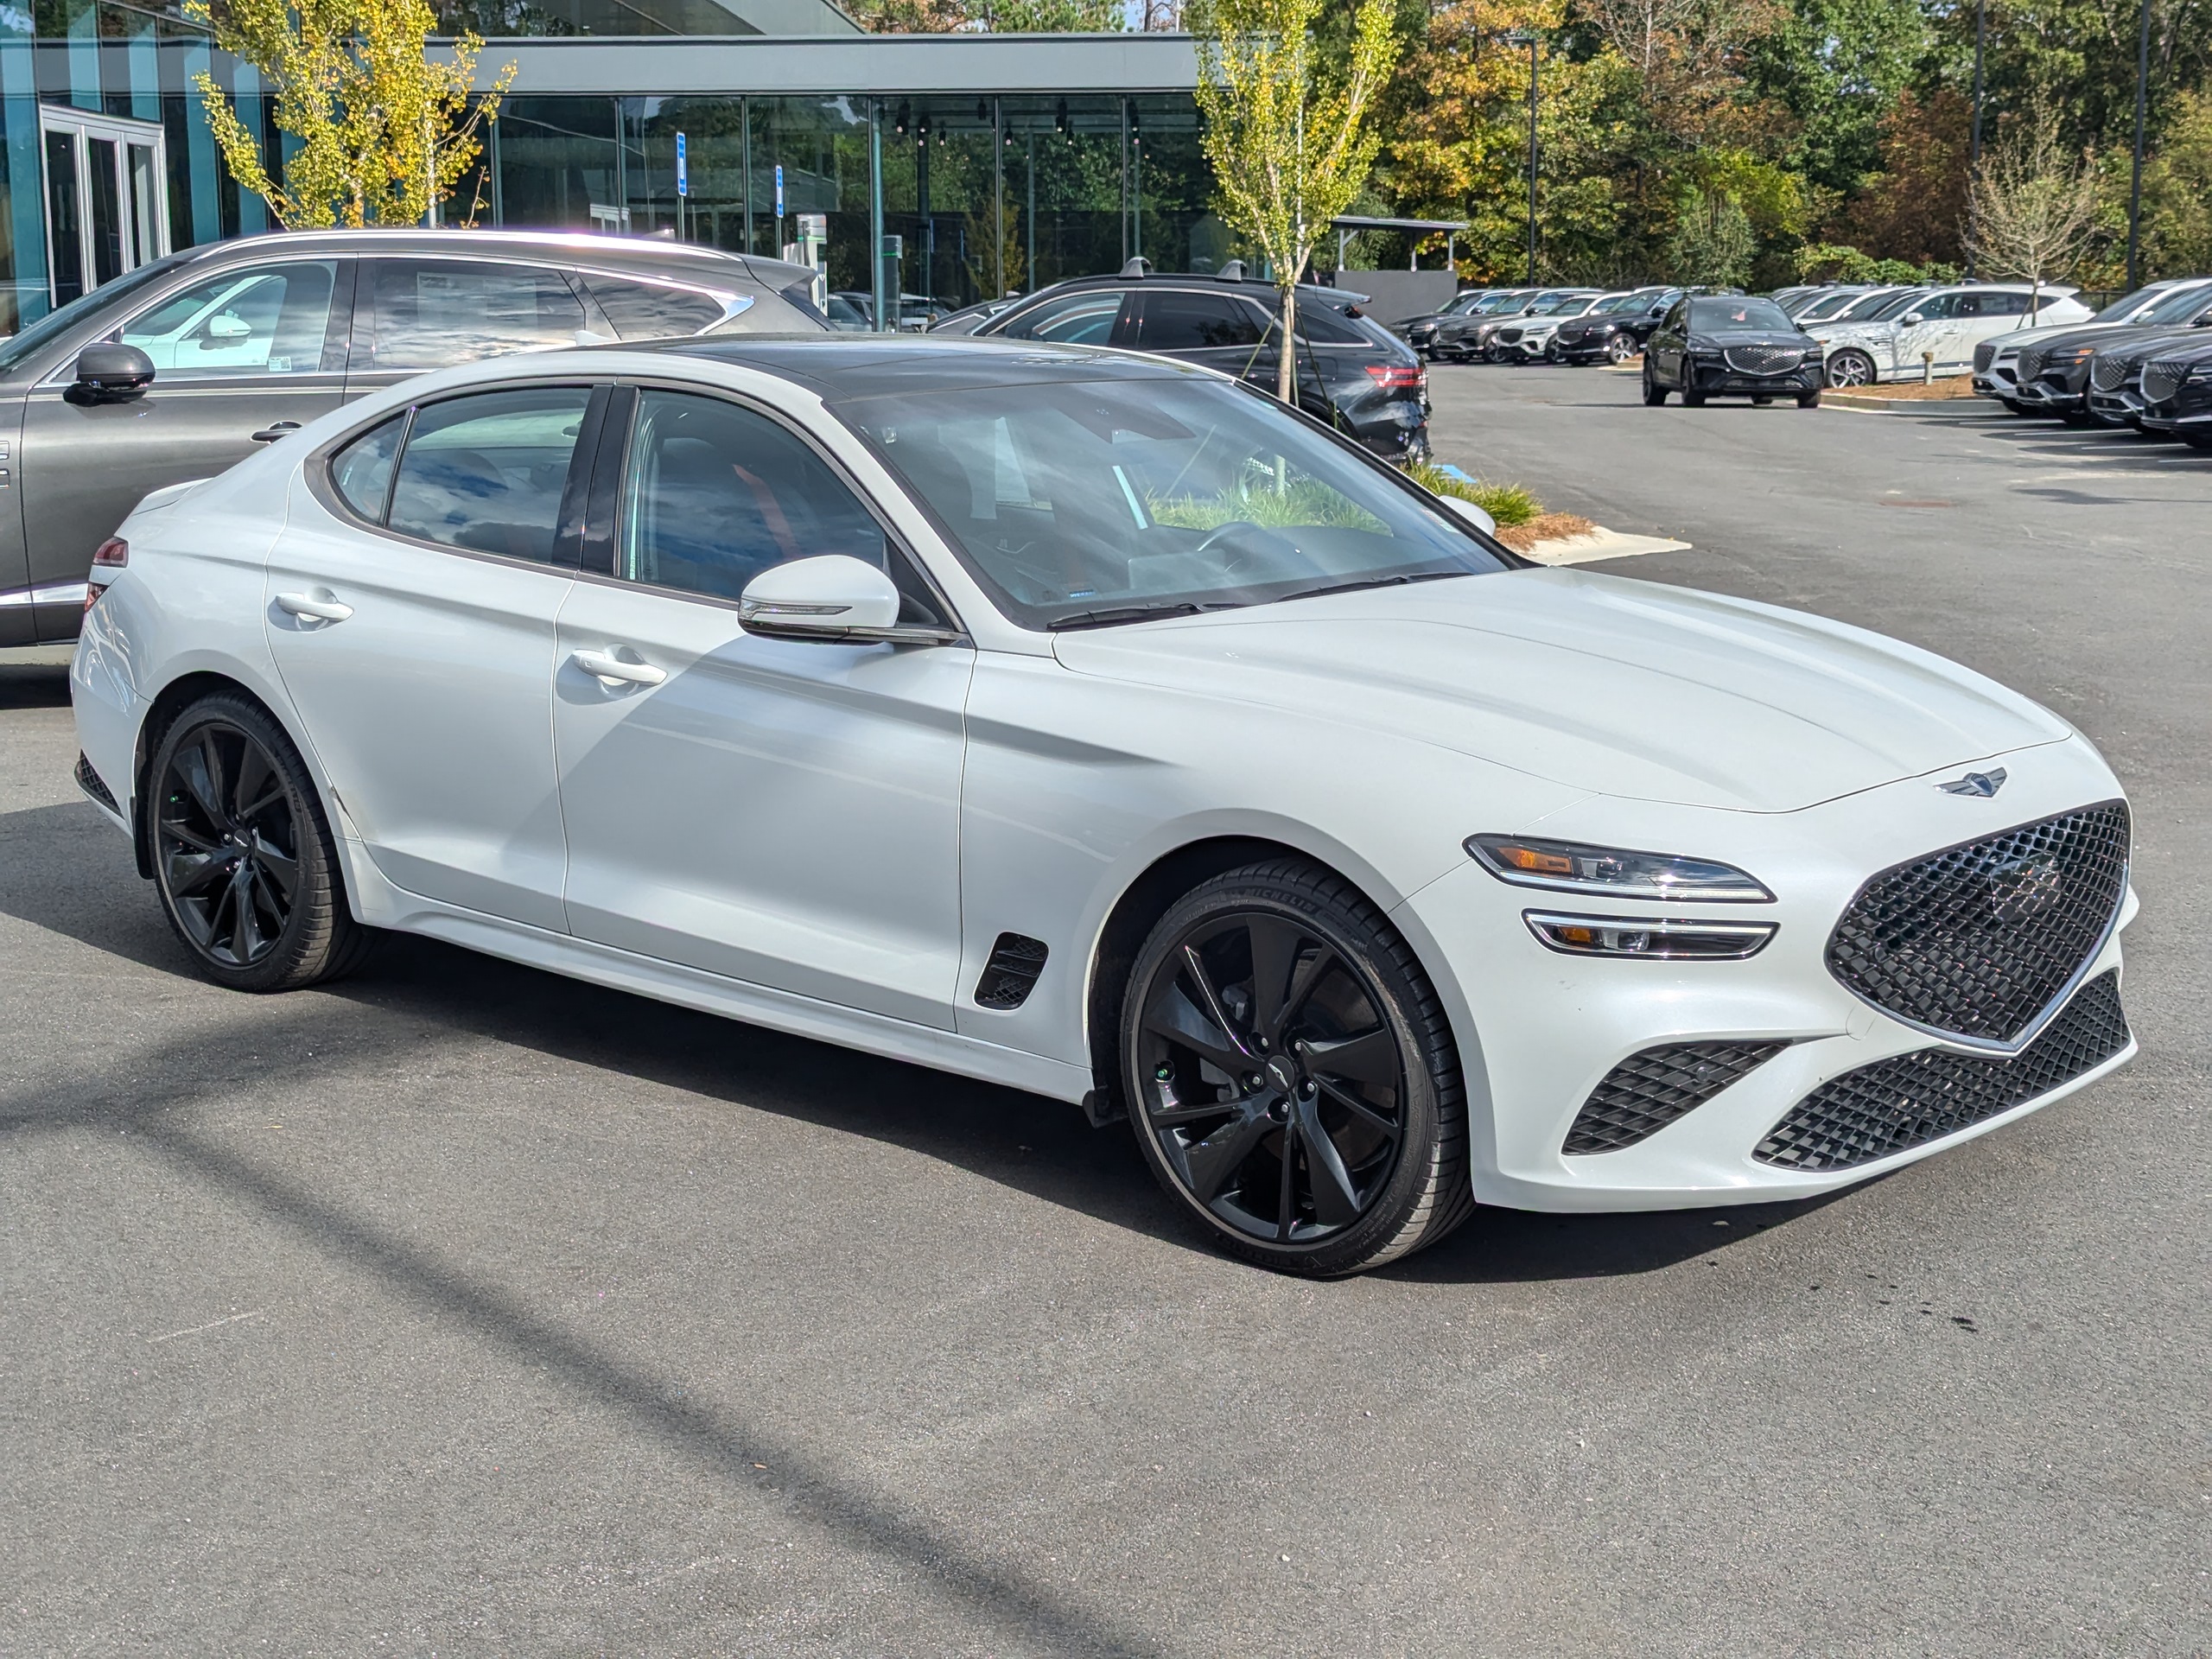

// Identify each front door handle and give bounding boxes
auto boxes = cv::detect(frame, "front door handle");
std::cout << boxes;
[571,647,667,688]
[251,421,303,443]
[275,590,353,622]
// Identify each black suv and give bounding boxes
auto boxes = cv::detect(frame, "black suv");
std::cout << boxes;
[973,266,1430,462]
[1553,288,1683,364]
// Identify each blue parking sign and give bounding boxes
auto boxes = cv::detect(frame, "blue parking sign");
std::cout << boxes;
[775,164,785,217]
[675,132,688,198]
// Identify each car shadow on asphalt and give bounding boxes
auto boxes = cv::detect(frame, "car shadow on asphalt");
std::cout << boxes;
[0,664,71,709]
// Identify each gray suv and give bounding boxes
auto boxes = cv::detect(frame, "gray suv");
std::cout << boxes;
[0,229,826,657]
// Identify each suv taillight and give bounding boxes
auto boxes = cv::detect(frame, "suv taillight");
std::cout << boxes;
[1364,365,1421,392]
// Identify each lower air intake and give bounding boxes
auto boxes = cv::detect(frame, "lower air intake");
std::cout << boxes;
[74,752,118,814]
[1563,1041,1787,1155]
[1754,970,2127,1172]
[973,932,1049,1011]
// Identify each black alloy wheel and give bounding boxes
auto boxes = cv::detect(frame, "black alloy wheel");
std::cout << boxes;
[149,695,371,992]
[1122,860,1472,1276]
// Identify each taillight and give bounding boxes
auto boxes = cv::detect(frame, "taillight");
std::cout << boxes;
[1364,365,1422,392]
[86,537,126,611]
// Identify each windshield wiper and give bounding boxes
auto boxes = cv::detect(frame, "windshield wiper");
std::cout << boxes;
[1046,601,1239,632]
[1278,571,1462,604]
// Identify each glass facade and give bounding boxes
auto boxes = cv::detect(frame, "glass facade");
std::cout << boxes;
[0,22,1208,335]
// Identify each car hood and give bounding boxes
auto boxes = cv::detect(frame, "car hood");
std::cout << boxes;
[1692,327,1815,350]
[1049,570,2071,814]
[2094,325,2212,365]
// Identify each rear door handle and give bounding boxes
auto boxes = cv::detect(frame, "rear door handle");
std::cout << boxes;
[251,422,303,443]
[571,647,667,688]
[275,590,353,622]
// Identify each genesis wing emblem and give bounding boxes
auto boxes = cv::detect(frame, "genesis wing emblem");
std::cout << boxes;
[1937,768,2008,798]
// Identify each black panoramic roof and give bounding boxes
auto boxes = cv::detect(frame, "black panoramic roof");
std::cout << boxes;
[624,334,1205,399]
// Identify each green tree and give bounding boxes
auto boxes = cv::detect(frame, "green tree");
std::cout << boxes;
[1667,185,1758,283]
[1192,0,1402,401]
[187,0,514,228]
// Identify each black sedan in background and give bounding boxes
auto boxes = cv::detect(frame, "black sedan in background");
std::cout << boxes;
[975,269,1431,462]
[1397,289,1495,355]
[1554,287,1683,363]
[1643,296,1823,407]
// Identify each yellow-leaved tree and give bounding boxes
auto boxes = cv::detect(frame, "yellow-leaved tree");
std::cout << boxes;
[1191,0,1401,402]
[185,0,515,228]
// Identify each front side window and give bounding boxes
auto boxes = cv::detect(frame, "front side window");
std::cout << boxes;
[118,261,340,378]
[618,389,922,608]
[384,386,593,562]
[840,374,1508,631]
[995,291,1127,345]
[363,260,587,372]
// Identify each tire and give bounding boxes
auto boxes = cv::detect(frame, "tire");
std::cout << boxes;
[2059,409,2096,428]
[1606,334,1637,365]
[2000,397,2029,415]
[1643,365,1668,406]
[2183,431,2212,452]
[146,692,372,993]
[1120,859,1474,1277]
[1826,349,1877,389]
[1751,396,1775,406]
[1543,340,1562,363]
[1681,389,1707,408]
[1797,389,1821,408]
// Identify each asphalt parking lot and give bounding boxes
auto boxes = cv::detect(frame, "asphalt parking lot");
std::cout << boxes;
[4,365,2208,1656]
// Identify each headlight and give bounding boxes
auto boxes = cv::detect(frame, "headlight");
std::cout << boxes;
[1522,911,1777,959]
[2187,360,2212,382]
[1466,834,1775,901]
[2051,345,2096,365]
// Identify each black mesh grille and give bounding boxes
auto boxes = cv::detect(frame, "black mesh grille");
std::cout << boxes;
[1724,345,1803,375]
[973,932,1049,1011]
[1754,971,2127,1171]
[1973,340,1998,374]
[2091,354,2132,391]
[1563,1042,1787,1155]
[73,752,118,813]
[2143,360,2185,406]
[1826,801,2129,1045]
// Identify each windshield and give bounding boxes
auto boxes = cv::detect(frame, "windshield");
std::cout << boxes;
[1529,292,1592,316]
[0,257,182,374]
[1688,297,1794,332]
[839,376,1510,630]
[1790,290,1857,321]
[1862,289,1929,321]
[1444,292,1487,315]
[2090,285,2169,323]
[2138,282,2212,324]
[1592,293,1643,315]
[1471,292,1527,314]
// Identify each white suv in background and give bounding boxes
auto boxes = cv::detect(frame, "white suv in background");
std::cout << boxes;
[1973,277,2212,410]
[1812,284,2091,386]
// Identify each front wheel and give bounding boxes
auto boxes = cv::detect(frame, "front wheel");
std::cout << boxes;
[1121,860,1473,1277]
[1543,340,1563,363]
[1681,389,1707,408]
[1606,334,1637,364]
[1797,389,1821,408]
[1826,350,1877,389]
[148,693,372,992]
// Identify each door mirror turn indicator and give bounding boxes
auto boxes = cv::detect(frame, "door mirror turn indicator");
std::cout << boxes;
[67,344,156,406]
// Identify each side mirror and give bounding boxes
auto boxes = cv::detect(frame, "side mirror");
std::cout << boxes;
[207,313,252,340]
[740,555,956,645]
[68,344,156,406]
[1900,312,1925,326]
[1435,494,1497,537]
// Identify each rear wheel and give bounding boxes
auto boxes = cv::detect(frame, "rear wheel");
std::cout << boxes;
[1121,860,1473,1277]
[148,694,371,993]
[1643,365,1669,406]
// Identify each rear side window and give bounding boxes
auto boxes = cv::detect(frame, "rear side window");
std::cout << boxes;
[384,386,593,563]
[361,260,587,372]
[1291,305,1367,345]
[1135,290,1264,350]
[581,275,728,340]
[995,291,1127,345]
[330,413,404,520]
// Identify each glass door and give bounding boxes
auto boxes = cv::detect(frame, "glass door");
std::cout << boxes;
[40,111,170,309]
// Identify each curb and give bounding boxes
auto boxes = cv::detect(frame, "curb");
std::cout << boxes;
[1518,528,1692,567]
[1821,393,1989,415]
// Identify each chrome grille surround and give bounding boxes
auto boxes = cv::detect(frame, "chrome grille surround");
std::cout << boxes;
[1825,801,2130,1053]
[1754,971,2128,1172]
[2090,354,2131,391]
[2143,360,2185,406]
[1973,340,1998,374]
[2017,346,2049,380]
[1723,345,1804,376]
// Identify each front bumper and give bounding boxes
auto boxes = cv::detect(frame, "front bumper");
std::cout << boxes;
[1394,735,2134,1211]
[1688,359,1821,397]
[2014,368,2091,410]
[1974,360,2020,399]
[2087,384,2145,425]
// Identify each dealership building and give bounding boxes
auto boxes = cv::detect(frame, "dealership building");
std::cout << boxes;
[1,0,1209,333]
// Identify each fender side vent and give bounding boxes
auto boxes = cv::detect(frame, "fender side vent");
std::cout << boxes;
[1563,1040,1786,1155]
[74,752,118,814]
[974,932,1049,1010]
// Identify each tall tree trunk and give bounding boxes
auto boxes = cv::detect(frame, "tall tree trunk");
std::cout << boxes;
[1277,282,1298,403]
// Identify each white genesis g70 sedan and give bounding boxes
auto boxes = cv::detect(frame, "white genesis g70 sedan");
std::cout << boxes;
[71,338,2139,1275]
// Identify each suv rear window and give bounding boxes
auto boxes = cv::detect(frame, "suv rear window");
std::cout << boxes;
[581,276,727,340]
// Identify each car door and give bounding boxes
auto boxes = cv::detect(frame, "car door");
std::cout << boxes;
[1649,301,1688,384]
[263,380,601,931]
[345,256,592,401]
[551,384,971,1028]
[1890,292,1962,376]
[18,256,353,641]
